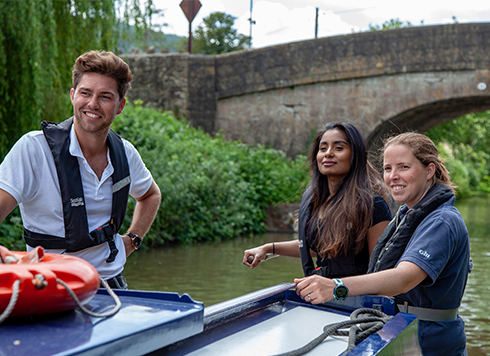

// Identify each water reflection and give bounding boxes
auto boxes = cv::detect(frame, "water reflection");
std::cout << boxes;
[125,198,490,356]
[124,233,303,307]
[457,198,490,356]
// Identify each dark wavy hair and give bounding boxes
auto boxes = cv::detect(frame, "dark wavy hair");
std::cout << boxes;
[72,50,133,99]
[308,122,389,258]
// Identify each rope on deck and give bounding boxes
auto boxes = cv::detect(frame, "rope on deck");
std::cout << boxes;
[272,307,393,356]
[57,278,121,318]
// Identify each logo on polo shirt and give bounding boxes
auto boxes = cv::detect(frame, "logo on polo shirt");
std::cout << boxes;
[419,249,430,259]
[70,197,84,207]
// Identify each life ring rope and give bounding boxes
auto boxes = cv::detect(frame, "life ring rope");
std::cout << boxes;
[0,277,121,323]
[57,278,122,318]
[0,279,21,323]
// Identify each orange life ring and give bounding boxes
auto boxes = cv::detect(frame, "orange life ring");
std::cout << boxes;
[0,246,100,317]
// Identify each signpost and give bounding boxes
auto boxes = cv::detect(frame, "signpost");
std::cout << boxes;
[180,0,202,53]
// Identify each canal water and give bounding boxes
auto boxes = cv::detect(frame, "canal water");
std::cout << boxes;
[124,197,490,356]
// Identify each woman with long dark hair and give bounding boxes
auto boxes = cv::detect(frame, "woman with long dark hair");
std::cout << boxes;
[295,132,470,355]
[243,122,392,279]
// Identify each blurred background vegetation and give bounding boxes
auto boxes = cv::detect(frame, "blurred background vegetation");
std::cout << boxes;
[113,103,309,246]
[0,1,488,249]
[426,111,490,198]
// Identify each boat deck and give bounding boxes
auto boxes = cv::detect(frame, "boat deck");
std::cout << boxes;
[187,304,350,356]
[156,283,421,356]
[0,289,204,356]
[0,284,421,356]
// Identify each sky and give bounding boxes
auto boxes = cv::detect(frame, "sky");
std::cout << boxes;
[153,0,490,49]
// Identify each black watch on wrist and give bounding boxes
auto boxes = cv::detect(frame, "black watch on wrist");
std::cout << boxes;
[127,232,142,250]
[333,278,349,301]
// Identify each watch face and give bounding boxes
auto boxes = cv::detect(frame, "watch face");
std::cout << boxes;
[335,286,348,299]
[133,235,142,249]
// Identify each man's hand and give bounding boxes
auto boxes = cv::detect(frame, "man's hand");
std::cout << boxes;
[123,180,161,258]
[121,233,136,257]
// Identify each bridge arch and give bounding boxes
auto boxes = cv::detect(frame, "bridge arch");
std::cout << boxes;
[368,95,490,148]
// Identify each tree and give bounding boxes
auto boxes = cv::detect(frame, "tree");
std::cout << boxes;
[0,1,58,158]
[117,0,169,53]
[368,18,413,31]
[193,12,250,54]
[0,0,154,159]
[426,111,490,195]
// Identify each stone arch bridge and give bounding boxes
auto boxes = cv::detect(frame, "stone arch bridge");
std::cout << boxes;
[124,22,490,157]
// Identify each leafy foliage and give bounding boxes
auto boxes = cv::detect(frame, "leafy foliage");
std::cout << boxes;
[426,111,490,197]
[112,103,308,245]
[116,0,172,53]
[193,12,250,54]
[118,27,187,53]
[0,208,25,251]
[0,0,154,160]
[0,1,57,159]
[368,16,458,32]
[368,18,414,31]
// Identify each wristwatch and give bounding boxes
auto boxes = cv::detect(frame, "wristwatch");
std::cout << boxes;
[127,232,142,250]
[333,278,349,301]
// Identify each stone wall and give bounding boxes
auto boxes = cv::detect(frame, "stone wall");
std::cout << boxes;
[217,69,490,156]
[123,53,188,118]
[123,22,490,157]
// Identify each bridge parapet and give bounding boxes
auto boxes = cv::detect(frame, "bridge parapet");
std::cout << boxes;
[215,23,490,98]
[124,23,490,157]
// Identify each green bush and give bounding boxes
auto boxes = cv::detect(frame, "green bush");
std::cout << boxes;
[0,207,25,250]
[427,111,490,197]
[113,102,309,245]
[437,143,472,197]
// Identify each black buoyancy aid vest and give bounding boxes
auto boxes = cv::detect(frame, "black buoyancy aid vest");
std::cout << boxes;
[298,188,316,276]
[368,184,454,273]
[298,187,369,278]
[23,118,131,262]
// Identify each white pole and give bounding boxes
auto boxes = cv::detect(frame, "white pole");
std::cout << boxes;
[249,0,255,47]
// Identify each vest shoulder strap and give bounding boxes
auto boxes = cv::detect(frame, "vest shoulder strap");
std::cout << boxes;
[24,118,130,257]
[368,184,453,273]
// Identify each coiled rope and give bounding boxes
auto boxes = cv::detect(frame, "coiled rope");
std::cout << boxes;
[273,307,393,356]
[0,277,121,324]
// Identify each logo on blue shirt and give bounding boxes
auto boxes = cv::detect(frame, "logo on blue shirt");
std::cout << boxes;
[419,249,430,258]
